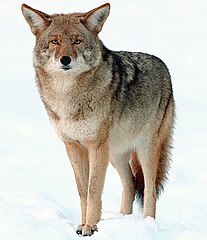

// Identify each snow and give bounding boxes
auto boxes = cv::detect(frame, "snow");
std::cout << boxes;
[0,190,207,240]
[1,0,207,239]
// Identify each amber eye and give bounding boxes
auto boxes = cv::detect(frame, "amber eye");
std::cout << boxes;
[51,40,59,45]
[73,39,82,45]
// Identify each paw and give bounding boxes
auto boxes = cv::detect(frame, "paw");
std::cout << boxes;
[82,224,98,236]
[76,224,85,235]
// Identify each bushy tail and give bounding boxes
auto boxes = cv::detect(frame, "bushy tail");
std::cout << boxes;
[131,145,171,208]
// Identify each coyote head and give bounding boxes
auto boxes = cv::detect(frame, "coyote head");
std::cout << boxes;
[22,3,110,76]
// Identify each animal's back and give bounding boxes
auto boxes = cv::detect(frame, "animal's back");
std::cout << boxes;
[108,50,174,139]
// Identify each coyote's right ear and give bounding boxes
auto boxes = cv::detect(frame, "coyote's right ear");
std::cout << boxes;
[21,4,51,35]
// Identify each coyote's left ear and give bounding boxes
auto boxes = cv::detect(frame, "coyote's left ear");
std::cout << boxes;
[81,3,110,33]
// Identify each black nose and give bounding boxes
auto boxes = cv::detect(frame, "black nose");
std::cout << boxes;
[60,56,71,66]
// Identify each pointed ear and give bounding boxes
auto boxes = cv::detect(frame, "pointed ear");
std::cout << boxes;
[21,4,51,35]
[81,3,110,33]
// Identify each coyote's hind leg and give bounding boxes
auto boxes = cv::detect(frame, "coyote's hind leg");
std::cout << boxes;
[111,153,135,215]
[136,138,162,218]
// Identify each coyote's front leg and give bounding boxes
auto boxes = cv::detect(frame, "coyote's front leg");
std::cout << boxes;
[81,140,109,236]
[64,141,89,234]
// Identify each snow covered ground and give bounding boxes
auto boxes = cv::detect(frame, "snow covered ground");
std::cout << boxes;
[0,0,207,239]
[1,190,207,240]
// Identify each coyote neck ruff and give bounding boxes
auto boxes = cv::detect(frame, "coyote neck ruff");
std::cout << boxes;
[35,58,113,143]
[22,3,175,237]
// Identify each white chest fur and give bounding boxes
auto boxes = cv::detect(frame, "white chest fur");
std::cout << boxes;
[55,116,100,142]
[40,74,102,142]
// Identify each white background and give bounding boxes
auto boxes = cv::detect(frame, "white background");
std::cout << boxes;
[0,0,207,239]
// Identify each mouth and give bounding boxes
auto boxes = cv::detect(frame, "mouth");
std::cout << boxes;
[61,66,71,71]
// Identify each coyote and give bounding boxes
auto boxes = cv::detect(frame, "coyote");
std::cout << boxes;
[22,3,175,236]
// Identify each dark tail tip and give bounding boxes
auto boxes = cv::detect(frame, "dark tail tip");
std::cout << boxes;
[131,152,144,208]
[134,164,144,207]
